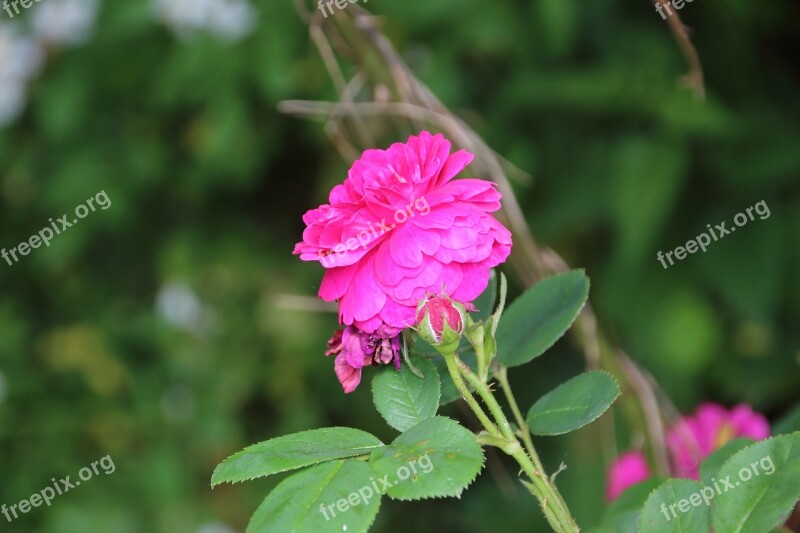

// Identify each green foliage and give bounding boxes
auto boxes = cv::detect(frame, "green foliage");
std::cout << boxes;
[0,0,797,530]
[495,270,590,367]
[372,358,440,432]
[526,371,620,436]
[699,438,754,485]
[368,417,484,500]
[603,478,665,533]
[211,428,384,486]
[711,433,800,533]
[246,460,381,533]
[638,479,709,533]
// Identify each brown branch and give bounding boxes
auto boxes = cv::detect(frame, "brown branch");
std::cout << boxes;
[652,0,705,100]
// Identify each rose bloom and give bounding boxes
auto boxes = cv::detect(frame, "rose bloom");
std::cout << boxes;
[415,293,471,347]
[605,403,770,500]
[666,402,770,480]
[295,131,512,392]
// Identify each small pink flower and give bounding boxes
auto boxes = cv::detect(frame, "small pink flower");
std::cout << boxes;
[666,402,770,480]
[606,451,651,501]
[294,131,512,334]
[325,325,401,393]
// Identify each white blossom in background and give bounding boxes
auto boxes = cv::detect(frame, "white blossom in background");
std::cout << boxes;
[0,22,44,127]
[151,0,256,42]
[0,81,26,126]
[156,281,216,335]
[31,0,100,46]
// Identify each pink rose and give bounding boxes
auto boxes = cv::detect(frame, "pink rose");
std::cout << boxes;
[294,131,512,334]
[606,402,771,501]
[606,451,652,501]
[666,402,770,480]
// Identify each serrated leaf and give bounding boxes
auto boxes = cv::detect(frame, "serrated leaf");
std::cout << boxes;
[212,428,383,486]
[711,432,800,533]
[372,358,440,432]
[526,371,620,435]
[496,270,590,367]
[604,477,665,533]
[368,416,484,500]
[246,460,380,533]
[699,438,754,486]
[638,478,709,532]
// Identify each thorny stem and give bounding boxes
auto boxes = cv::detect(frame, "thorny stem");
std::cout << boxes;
[443,352,580,533]
[442,352,500,437]
[494,365,543,472]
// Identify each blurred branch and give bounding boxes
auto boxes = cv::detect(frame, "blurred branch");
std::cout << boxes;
[275,294,338,313]
[284,6,676,478]
[652,0,705,100]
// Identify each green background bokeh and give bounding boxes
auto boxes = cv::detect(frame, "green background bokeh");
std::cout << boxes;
[0,0,797,531]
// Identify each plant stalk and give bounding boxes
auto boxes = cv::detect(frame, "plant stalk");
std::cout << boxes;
[443,352,580,533]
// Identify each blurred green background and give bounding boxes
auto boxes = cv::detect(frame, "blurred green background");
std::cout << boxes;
[0,0,798,531]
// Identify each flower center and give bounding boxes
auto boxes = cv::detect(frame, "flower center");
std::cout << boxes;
[713,422,735,449]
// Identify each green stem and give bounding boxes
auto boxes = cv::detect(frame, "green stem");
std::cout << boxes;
[457,359,515,441]
[495,365,541,471]
[442,352,500,436]
[444,352,580,533]
[474,340,488,383]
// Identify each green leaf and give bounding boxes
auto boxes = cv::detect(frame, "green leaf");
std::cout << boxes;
[372,358,440,432]
[212,428,384,486]
[496,270,589,367]
[368,416,484,500]
[699,438,754,486]
[638,478,710,532]
[526,371,620,435]
[711,433,800,533]
[604,478,665,533]
[246,460,380,533]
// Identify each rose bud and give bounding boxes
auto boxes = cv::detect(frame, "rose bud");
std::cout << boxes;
[415,294,470,353]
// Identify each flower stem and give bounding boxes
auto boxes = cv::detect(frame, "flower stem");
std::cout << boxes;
[495,365,541,470]
[443,352,580,533]
[442,352,500,436]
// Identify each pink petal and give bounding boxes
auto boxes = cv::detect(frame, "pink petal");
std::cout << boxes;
[606,451,651,501]
[334,353,362,394]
